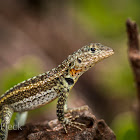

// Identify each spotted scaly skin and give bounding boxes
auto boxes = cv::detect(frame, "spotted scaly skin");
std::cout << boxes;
[0,43,114,140]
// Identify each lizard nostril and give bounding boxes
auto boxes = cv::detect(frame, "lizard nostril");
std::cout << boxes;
[106,47,113,51]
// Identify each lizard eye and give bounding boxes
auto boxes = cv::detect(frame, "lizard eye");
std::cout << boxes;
[91,47,96,53]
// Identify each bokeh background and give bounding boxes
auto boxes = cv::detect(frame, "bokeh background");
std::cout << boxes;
[0,0,140,139]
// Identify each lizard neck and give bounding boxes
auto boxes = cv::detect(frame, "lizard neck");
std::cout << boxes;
[62,68,84,91]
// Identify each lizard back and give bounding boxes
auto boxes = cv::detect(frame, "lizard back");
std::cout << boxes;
[0,59,70,112]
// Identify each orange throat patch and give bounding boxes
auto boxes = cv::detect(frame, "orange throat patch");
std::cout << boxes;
[70,68,82,77]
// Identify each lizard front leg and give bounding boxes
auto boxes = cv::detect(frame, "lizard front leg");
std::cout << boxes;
[0,105,13,140]
[56,92,85,133]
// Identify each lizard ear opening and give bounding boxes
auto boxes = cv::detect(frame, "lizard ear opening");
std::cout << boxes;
[77,58,82,63]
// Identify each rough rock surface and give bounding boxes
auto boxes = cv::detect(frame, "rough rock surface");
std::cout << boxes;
[8,106,116,140]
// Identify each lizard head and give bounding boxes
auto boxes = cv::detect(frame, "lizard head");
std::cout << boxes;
[67,43,114,77]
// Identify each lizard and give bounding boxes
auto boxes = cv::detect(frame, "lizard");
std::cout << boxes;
[0,43,114,140]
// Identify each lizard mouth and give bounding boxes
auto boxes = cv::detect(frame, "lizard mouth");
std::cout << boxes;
[102,49,114,58]
[92,49,114,63]
[98,47,114,59]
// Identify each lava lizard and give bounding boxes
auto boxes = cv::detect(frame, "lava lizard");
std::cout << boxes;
[0,43,114,140]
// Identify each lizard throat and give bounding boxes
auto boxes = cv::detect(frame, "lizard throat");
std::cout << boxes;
[70,68,82,77]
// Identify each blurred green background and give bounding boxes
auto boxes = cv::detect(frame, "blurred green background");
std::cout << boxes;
[0,0,140,139]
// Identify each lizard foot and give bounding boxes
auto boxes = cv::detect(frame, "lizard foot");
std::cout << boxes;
[62,116,86,133]
[61,105,89,133]
[52,115,86,133]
